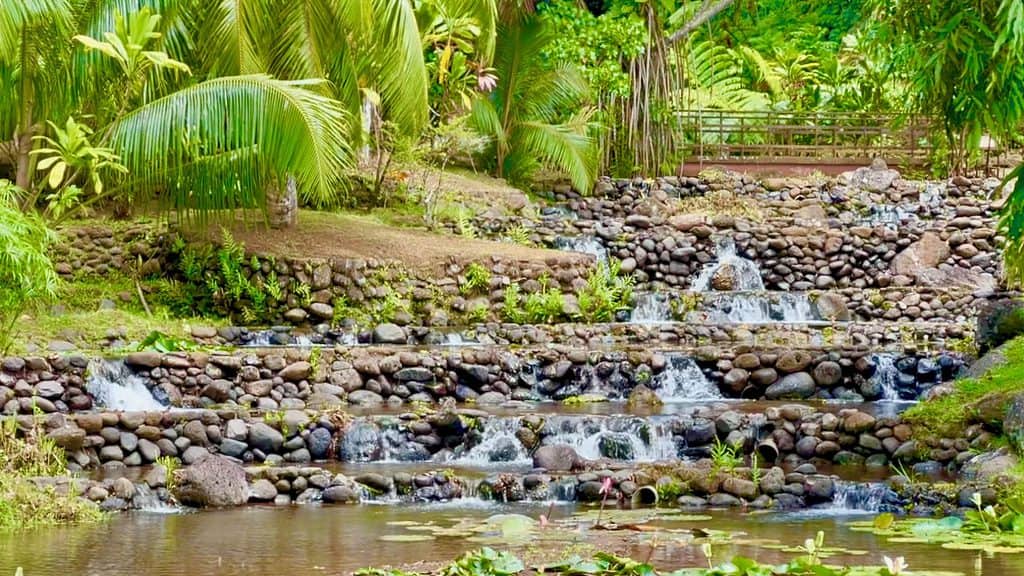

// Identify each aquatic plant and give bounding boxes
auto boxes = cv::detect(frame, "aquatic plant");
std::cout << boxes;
[710,437,742,476]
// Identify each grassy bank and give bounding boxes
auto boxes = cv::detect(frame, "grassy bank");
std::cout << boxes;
[904,337,1024,439]
[0,419,103,531]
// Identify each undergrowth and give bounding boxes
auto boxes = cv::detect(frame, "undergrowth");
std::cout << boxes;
[0,416,103,531]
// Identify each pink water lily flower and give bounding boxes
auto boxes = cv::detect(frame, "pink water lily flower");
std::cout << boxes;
[599,476,613,496]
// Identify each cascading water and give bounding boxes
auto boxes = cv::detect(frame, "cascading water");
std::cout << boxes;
[133,485,178,514]
[630,293,672,324]
[698,292,816,324]
[245,330,315,347]
[870,354,900,401]
[541,415,679,462]
[828,481,896,513]
[653,355,721,402]
[554,236,608,264]
[455,418,531,465]
[87,360,167,411]
[691,237,764,291]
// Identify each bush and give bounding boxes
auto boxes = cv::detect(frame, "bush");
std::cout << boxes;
[0,183,60,353]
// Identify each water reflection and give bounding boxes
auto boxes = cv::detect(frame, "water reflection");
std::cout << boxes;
[4,505,1021,575]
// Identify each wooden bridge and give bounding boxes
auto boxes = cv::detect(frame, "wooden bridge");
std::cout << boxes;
[675,110,936,176]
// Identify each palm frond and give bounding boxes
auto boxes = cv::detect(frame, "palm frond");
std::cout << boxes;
[106,75,352,218]
[371,0,428,134]
[0,0,70,61]
[513,111,597,193]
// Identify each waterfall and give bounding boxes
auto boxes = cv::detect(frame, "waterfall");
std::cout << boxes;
[630,293,672,324]
[699,292,816,324]
[691,237,764,291]
[653,355,721,402]
[554,236,608,264]
[829,482,894,513]
[454,418,531,465]
[870,354,900,401]
[244,330,314,347]
[87,360,168,411]
[133,484,178,514]
[541,416,679,462]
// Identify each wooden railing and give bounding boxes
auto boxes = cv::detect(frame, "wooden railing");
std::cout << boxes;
[675,110,933,167]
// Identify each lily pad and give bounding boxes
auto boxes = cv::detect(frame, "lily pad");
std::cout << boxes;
[378,534,437,543]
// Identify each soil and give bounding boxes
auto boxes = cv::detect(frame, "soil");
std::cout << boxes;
[216,211,586,272]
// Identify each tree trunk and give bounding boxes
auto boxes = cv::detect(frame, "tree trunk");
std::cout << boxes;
[266,176,298,229]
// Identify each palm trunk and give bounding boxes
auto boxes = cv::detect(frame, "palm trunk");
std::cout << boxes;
[266,176,298,229]
[15,28,35,191]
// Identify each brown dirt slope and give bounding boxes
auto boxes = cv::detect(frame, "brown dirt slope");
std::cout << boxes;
[222,211,585,271]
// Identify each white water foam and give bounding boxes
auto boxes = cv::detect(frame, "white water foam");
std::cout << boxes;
[87,360,167,411]
[630,293,673,324]
[554,236,608,264]
[870,354,900,401]
[541,416,678,462]
[691,237,764,291]
[455,418,531,465]
[699,292,816,324]
[653,355,721,402]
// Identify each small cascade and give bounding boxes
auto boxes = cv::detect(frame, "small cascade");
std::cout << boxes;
[133,485,178,514]
[653,355,721,402]
[699,292,816,324]
[829,482,894,513]
[630,293,672,324]
[870,354,900,401]
[554,235,608,264]
[244,330,314,347]
[542,416,679,462]
[691,237,764,291]
[455,418,531,465]
[87,360,168,411]
[920,182,945,210]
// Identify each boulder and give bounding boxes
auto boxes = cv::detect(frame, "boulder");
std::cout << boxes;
[812,361,843,387]
[814,293,850,322]
[372,324,407,344]
[248,422,284,454]
[173,455,249,507]
[960,449,1019,483]
[627,385,662,407]
[532,444,583,471]
[279,361,311,382]
[249,479,278,501]
[891,232,950,277]
[1005,392,1024,454]
[765,373,815,399]
[976,300,1024,354]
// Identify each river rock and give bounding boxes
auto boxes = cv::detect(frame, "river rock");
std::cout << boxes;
[173,455,248,507]
[814,293,850,321]
[248,423,284,453]
[765,373,815,399]
[1005,392,1024,454]
[533,444,582,471]
[372,324,406,344]
[891,232,950,277]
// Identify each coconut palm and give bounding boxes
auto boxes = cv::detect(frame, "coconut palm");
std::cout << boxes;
[1,1,350,221]
[470,16,597,192]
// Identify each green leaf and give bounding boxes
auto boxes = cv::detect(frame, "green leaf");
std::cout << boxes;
[47,161,66,188]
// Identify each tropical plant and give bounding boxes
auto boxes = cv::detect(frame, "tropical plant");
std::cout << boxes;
[470,16,597,192]
[2,2,352,223]
[0,182,59,353]
[576,259,635,323]
[710,436,742,476]
[869,0,1024,173]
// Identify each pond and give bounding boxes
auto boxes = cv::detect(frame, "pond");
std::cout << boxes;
[4,502,1022,575]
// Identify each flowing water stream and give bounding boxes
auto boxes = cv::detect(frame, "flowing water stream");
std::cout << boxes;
[87,360,168,412]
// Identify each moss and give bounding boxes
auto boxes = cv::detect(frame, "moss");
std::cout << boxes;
[905,336,1024,438]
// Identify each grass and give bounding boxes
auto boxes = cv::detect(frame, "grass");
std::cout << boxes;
[10,275,221,354]
[0,418,104,531]
[904,336,1024,438]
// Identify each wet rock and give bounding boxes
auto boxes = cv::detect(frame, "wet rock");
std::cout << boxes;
[322,485,358,503]
[721,476,758,500]
[533,444,583,471]
[765,373,815,399]
[960,449,1019,483]
[372,324,407,344]
[598,433,635,460]
[249,479,278,501]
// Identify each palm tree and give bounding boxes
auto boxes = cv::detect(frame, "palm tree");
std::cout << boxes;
[470,16,597,192]
[2,1,352,224]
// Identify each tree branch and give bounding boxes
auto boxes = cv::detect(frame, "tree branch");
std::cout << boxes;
[668,0,737,46]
